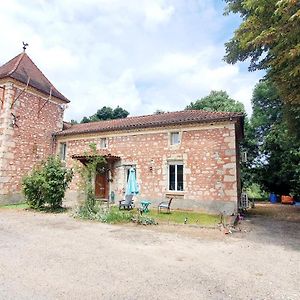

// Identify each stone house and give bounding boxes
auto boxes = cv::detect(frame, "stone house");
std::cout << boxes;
[56,111,244,214]
[0,52,244,214]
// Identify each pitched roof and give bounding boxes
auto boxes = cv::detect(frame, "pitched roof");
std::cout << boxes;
[56,110,244,136]
[0,52,69,103]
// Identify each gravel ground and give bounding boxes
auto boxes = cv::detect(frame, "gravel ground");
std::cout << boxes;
[0,204,299,300]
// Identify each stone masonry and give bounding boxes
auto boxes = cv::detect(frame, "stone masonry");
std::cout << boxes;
[57,121,242,214]
[0,80,65,204]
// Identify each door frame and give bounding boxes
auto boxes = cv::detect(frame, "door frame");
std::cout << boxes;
[95,172,109,199]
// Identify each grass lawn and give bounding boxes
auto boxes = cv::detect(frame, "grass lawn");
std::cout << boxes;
[112,206,219,226]
[0,203,29,209]
[145,209,219,226]
[0,202,219,227]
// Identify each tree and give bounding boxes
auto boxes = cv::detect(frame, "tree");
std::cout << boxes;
[186,90,245,112]
[258,123,300,195]
[80,106,129,123]
[153,109,165,114]
[245,81,300,196]
[242,81,282,190]
[112,106,129,119]
[224,0,300,106]
[93,106,114,121]
[81,116,90,123]
[250,81,283,145]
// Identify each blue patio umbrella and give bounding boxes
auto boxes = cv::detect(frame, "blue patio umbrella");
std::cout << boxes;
[125,168,139,195]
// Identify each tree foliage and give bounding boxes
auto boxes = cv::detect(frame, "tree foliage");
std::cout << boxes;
[224,0,300,106]
[245,81,300,195]
[259,123,300,195]
[153,109,165,114]
[22,156,73,209]
[80,106,129,123]
[250,81,283,144]
[186,90,245,112]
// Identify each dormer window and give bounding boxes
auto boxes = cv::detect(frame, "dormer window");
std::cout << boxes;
[100,138,108,149]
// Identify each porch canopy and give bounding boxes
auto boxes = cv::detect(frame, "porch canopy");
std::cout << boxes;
[72,150,120,166]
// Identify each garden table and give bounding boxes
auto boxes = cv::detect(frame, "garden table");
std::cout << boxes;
[140,200,151,213]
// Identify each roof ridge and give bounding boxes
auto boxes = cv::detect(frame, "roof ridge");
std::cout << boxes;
[57,109,244,136]
[7,52,25,76]
[68,109,244,128]
[70,110,190,127]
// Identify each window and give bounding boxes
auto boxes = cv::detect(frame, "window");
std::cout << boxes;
[170,132,180,145]
[100,138,108,149]
[59,142,67,161]
[168,163,184,191]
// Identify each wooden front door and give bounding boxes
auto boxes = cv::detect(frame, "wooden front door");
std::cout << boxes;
[95,173,108,199]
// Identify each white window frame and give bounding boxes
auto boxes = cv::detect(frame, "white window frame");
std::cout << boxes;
[100,137,108,149]
[170,132,180,145]
[168,161,184,191]
[59,142,67,161]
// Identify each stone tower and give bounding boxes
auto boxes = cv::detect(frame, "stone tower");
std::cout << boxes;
[0,51,69,204]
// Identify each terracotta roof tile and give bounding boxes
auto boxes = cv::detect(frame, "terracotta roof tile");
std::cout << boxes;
[0,52,69,103]
[72,151,121,163]
[56,110,244,136]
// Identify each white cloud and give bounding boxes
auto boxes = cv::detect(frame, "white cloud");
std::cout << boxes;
[144,2,175,29]
[137,49,261,115]
[0,0,263,121]
[152,53,198,75]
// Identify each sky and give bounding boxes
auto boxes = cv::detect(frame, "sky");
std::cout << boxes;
[0,0,264,121]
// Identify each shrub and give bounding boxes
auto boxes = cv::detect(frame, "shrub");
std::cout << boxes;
[73,204,133,224]
[22,170,47,209]
[22,156,73,209]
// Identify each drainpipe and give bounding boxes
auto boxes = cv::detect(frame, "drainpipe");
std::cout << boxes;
[51,133,57,155]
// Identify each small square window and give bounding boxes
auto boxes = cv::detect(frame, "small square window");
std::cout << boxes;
[100,138,108,149]
[170,132,180,145]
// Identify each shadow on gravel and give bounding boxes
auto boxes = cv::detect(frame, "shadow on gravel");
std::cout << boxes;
[242,203,300,252]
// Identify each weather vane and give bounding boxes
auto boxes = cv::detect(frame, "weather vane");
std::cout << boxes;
[22,41,28,52]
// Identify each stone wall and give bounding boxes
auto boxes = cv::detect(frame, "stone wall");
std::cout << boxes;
[59,122,241,214]
[0,80,64,204]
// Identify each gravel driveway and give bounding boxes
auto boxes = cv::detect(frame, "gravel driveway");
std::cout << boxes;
[0,204,299,300]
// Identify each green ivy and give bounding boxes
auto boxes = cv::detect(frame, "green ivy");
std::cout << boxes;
[76,143,106,213]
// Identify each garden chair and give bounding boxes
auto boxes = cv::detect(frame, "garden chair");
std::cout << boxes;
[158,198,173,213]
[119,194,134,210]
